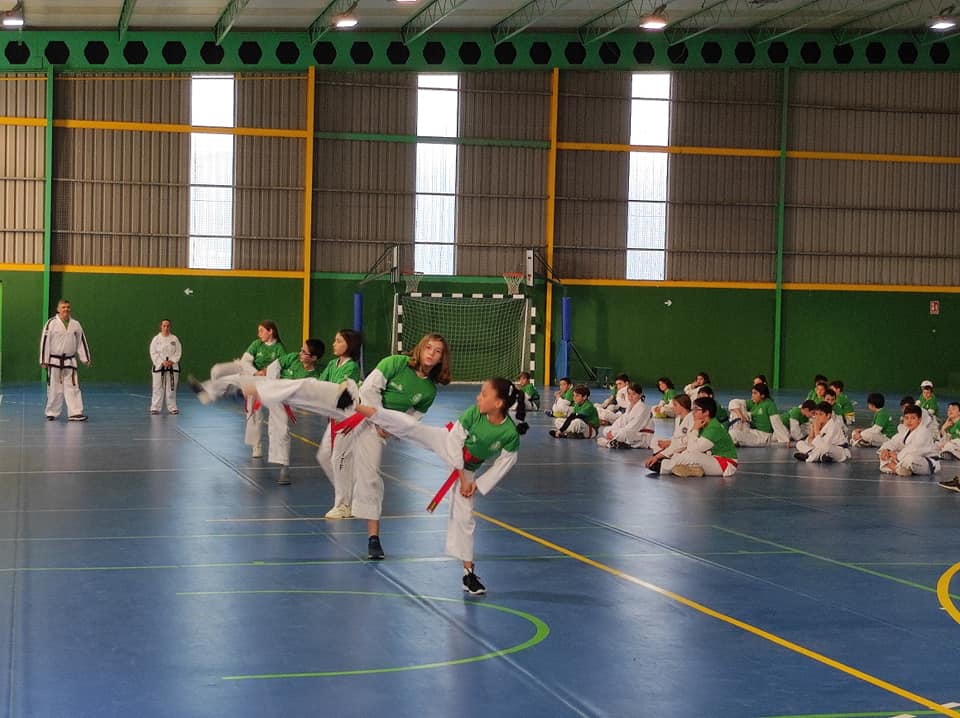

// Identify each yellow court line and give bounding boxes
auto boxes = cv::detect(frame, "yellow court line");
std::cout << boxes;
[475,511,960,718]
[937,562,960,626]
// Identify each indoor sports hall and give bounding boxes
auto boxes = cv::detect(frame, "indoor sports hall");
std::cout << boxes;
[2,1,960,716]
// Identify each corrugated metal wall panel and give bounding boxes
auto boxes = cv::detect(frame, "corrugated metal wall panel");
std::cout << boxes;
[55,74,189,124]
[0,124,44,263]
[459,71,551,142]
[234,135,303,271]
[236,74,306,130]
[558,71,630,144]
[456,146,546,275]
[314,71,415,135]
[312,139,414,273]
[53,128,188,266]
[554,151,628,279]
[0,74,45,117]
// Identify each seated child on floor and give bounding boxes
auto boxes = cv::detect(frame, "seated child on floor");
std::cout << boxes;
[851,393,897,448]
[550,384,600,439]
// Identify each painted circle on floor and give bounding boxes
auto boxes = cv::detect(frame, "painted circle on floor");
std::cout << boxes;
[937,561,960,625]
[181,589,550,680]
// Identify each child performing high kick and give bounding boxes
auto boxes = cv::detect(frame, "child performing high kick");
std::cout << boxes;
[354,378,528,594]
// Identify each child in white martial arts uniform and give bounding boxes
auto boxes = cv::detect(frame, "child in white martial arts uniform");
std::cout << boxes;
[191,320,286,458]
[149,319,182,415]
[547,377,574,417]
[939,402,960,460]
[354,377,527,594]
[879,405,940,476]
[597,382,654,449]
[728,383,777,447]
[595,373,630,425]
[770,400,816,445]
[794,402,851,463]
[897,395,938,435]
[662,397,738,478]
[683,371,711,400]
[652,377,679,418]
[515,371,540,412]
[40,299,92,421]
[645,393,693,474]
[851,393,897,448]
[315,329,363,517]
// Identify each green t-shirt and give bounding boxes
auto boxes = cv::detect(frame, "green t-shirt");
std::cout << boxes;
[700,418,738,460]
[376,354,438,414]
[318,358,362,384]
[745,397,777,433]
[805,389,820,402]
[945,418,960,440]
[662,388,679,403]
[245,339,286,371]
[872,407,897,438]
[919,395,938,417]
[571,399,600,429]
[833,392,855,418]
[779,406,810,425]
[715,405,729,423]
[277,351,321,380]
[560,387,574,402]
[459,404,520,471]
[521,383,540,402]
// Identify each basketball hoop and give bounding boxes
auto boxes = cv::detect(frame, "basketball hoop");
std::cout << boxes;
[502,272,525,295]
[402,271,424,294]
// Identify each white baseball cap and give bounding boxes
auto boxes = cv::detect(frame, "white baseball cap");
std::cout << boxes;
[920,380,934,389]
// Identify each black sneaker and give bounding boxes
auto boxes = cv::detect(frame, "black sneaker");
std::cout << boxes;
[549,430,565,439]
[648,459,663,474]
[938,477,960,493]
[820,455,834,463]
[68,415,88,422]
[794,452,808,461]
[462,570,486,595]
[45,416,56,421]
[276,467,291,485]
[367,535,385,560]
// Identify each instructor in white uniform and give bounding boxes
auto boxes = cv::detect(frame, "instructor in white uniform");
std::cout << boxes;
[149,319,182,415]
[40,299,91,421]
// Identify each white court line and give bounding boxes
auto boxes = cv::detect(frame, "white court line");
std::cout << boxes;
[207,513,442,523]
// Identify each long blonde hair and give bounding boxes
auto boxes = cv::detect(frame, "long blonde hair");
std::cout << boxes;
[407,333,452,385]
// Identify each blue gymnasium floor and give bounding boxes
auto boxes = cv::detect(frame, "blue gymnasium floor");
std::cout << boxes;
[0,384,959,718]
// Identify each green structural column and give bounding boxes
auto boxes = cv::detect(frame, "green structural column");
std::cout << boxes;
[772,65,789,390]
[41,65,54,381]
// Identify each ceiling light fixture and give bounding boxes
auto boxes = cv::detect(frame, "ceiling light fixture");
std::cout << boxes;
[335,15,359,27]
[640,4,667,30]
[1,0,24,28]
[930,5,957,30]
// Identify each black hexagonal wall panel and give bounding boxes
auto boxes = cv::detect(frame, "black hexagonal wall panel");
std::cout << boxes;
[238,41,262,64]
[84,41,109,65]
[633,41,654,64]
[666,43,688,64]
[700,41,721,64]
[4,41,29,65]
[897,42,917,64]
[530,41,551,65]
[833,43,853,64]
[276,41,300,64]
[45,41,69,64]
[734,42,755,64]
[930,42,950,64]
[123,41,148,65]
[201,41,224,65]
[599,41,620,64]
[800,41,821,64]
[314,42,336,64]
[162,41,186,65]
[387,41,410,64]
[865,41,886,64]
[422,41,444,64]
[565,42,586,64]
[494,42,516,64]
[459,41,480,65]
[767,41,788,64]
[351,41,374,64]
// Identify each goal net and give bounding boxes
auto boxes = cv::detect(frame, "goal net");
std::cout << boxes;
[394,295,533,382]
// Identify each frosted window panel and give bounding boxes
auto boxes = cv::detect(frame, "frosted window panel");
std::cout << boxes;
[419,74,458,90]
[189,237,232,269]
[415,144,457,193]
[191,75,235,127]
[414,194,455,275]
[627,201,666,249]
[190,186,234,236]
[628,152,667,201]
[631,73,670,100]
[417,90,459,137]
[627,250,665,281]
[191,134,234,185]
[630,99,669,145]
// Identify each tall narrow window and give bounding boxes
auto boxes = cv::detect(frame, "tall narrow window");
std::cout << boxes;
[415,74,458,275]
[189,74,235,269]
[627,73,670,280]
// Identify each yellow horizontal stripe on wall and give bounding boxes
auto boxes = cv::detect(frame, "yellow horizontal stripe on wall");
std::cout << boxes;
[54,119,307,138]
[0,263,43,272]
[51,265,302,280]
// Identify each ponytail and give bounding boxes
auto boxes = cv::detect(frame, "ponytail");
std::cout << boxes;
[510,384,529,435]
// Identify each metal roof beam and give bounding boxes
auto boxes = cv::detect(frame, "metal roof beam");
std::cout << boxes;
[662,0,742,46]
[832,0,941,45]
[746,0,856,44]
[402,0,470,44]
[118,0,138,41]
[491,0,576,44]
[308,0,360,43]
[577,0,668,46]
[213,0,253,45]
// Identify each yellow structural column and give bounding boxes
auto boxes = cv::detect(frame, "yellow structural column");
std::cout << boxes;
[543,66,559,388]
[302,66,316,343]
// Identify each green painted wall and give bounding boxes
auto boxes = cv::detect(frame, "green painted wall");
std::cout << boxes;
[0,271,44,383]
